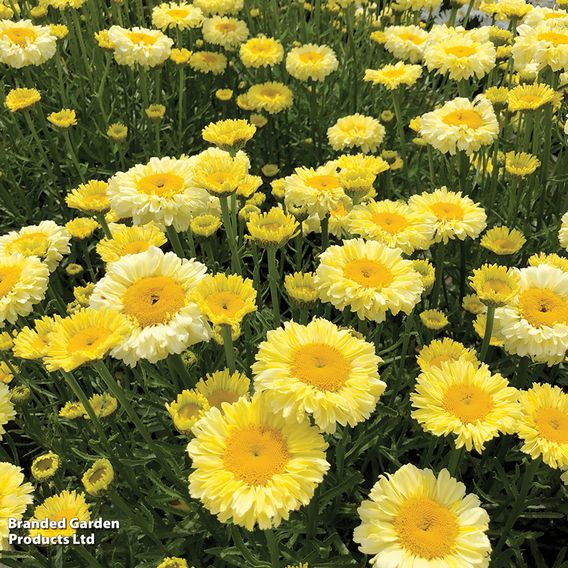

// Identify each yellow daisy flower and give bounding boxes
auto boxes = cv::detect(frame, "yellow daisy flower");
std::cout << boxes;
[528,252,568,273]
[13,315,61,360]
[31,451,60,481]
[239,36,283,67]
[480,226,526,255]
[195,368,250,409]
[246,82,294,114]
[284,272,319,306]
[327,114,386,154]
[166,389,210,434]
[66,180,110,214]
[188,50,227,74]
[82,458,114,496]
[65,218,100,240]
[4,87,41,112]
[469,264,520,307]
[151,1,204,30]
[0,462,34,547]
[285,43,339,81]
[384,25,429,63]
[202,119,256,151]
[507,82,562,111]
[47,108,77,129]
[107,25,173,67]
[246,208,299,248]
[0,19,56,68]
[192,147,250,197]
[420,309,449,330]
[417,338,478,371]
[202,16,249,50]
[364,61,423,89]
[96,223,167,263]
[0,382,15,439]
[504,151,540,177]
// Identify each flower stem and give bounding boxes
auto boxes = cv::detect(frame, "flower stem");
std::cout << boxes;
[264,529,280,568]
[220,195,242,274]
[479,305,496,362]
[165,225,185,258]
[220,324,236,373]
[267,247,281,327]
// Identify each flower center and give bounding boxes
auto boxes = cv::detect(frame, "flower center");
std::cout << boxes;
[443,384,494,423]
[3,27,37,46]
[398,32,424,45]
[206,389,240,409]
[223,426,290,485]
[127,32,157,45]
[67,327,112,354]
[167,8,189,19]
[122,275,186,327]
[484,278,512,295]
[382,67,407,79]
[429,201,464,220]
[137,173,185,197]
[9,232,49,257]
[34,457,55,472]
[371,212,409,234]
[534,407,568,443]
[0,265,22,298]
[518,287,568,328]
[492,238,515,251]
[394,497,459,560]
[206,291,245,318]
[306,174,340,191]
[259,87,281,99]
[215,22,237,33]
[538,31,568,45]
[445,44,477,57]
[428,354,454,367]
[178,403,200,421]
[290,342,351,392]
[298,51,324,63]
[519,95,543,106]
[442,109,484,129]
[343,259,394,289]
[89,467,106,485]
[122,241,150,255]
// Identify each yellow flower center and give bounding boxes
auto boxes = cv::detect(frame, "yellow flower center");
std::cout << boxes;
[34,457,55,472]
[492,238,515,252]
[343,259,394,289]
[290,342,351,392]
[372,212,409,234]
[442,109,484,129]
[215,22,237,33]
[178,403,200,421]
[0,265,21,298]
[382,67,407,79]
[298,51,324,63]
[443,384,493,423]
[429,201,464,220]
[67,327,112,355]
[127,32,157,45]
[83,194,109,208]
[306,174,341,191]
[483,278,512,295]
[445,44,477,57]
[518,287,568,328]
[259,87,282,99]
[428,354,455,367]
[2,27,37,46]
[518,95,544,106]
[88,467,107,485]
[538,31,568,45]
[224,426,289,485]
[167,8,189,19]
[544,12,565,20]
[205,291,245,318]
[534,407,568,443]
[394,497,459,560]
[122,275,186,327]
[398,31,425,45]
[122,241,150,255]
[207,389,240,409]
[9,232,49,257]
[137,173,185,197]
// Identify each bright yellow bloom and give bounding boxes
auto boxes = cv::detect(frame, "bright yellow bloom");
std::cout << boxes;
[191,214,222,238]
[412,259,436,293]
[246,82,293,114]
[246,207,299,248]
[195,368,250,409]
[31,451,60,481]
[189,50,227,74]
[96,224,167,263]
[284,272,319,306]
[315,238,424,322]
[0,383,15,440]
[192,273,257,327]
[65,218,99,239]
[202,119,256,151]
[0,462,34,549]
[420,309,449,330]
[30,491,90,540]
[152,2,204,30]
[286,43,338,81]
[364,61,423,89]
[157,558,189,568]
[215,88,233,101]
[85,393,118,419]
[202,16,249,50]
[484,86,510,106]
[239,36,283,67]
[0,19,56,68]
[513,22,568,73]
[508,82,562,111]
[384,25,429,63]
[59,401,85,420]
[166,389,210,434]
[505,151,540,177]
[252,318,385,432]
[47,108,77,128]
[82,458,114,496]
[192,147,250,197]
[528,252,568,273]
[194,0,243,16]
[327,114,386,154]
[107,25,173,67]
[469,264,520,307]
[417,338,478,371]
[187,393,329,529]
[412,360,520,452]
[480,226,525,255]
[107,122,128,142]
[145,103,166,120]
[4,87,40,112]
[517,383,568,468]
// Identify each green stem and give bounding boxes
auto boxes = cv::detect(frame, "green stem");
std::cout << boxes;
[220,195,242,274]
[320,214,329,250]
[221,325,236,373]
[264,529,280,568]
[431,245,445,308]
[479,305,496,362]
[95,213,113,239]
[447,446,464,477]
[166,225,185,257]
[267,248,281,327]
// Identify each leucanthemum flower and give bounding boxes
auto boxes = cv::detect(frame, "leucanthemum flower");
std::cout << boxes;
[107,26,173,67]
[286,43,339,81]
[66,180,110,214]
[193,0,243,16]
[90,247,210,366]
[284,272,319,306]
[239,35,283,67]
[354,464,491,567]
[30,491,90,540]
[59,401,85,420]
[202,119,256,151]
[508,83,562,112]
[166,389,210,434]
[0,462,33,550]
[246,208,299,248]
[191,273,257,328]
[252,318,385,433]
[108,156,213,231]
[348,200,435,254]
[96,223,167,264]
[191,214,222,238]
[384,25,429,63]
[31,451,60,481]
[195,368,250,409]
[0,382,15,440]
[246,82,293,114]
[187,393,329,530]
[528,252,568,273]
[469,264,520,307]
[480,226,526,255]
[364,61,423,89]
[44,308,132,372]
[0,19,56,68]
[419,96,499,156]
[327,114,386,154]
[85,393,117,419]
[188,50,227,74]
[4,87,41,112]
[336,153,389,200]
[0,254,49,325]
[82,458,114,496]
[12,315,61,360]
[412,360,520,452]
[48,108,77,129]
[517,383,568,469]
[315,238,424,322]
[493,264,568,365]
[151,2,204,30]
[463,294,485,315]
[284,162,348,218]
[417,338,478,372]
[513,22,568,73]
[412,259,436,294]
[420,309,449,331]
[202,16,248,50]
[65,218,99,240]
[505,151,540,177]
[0,220,70,271]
